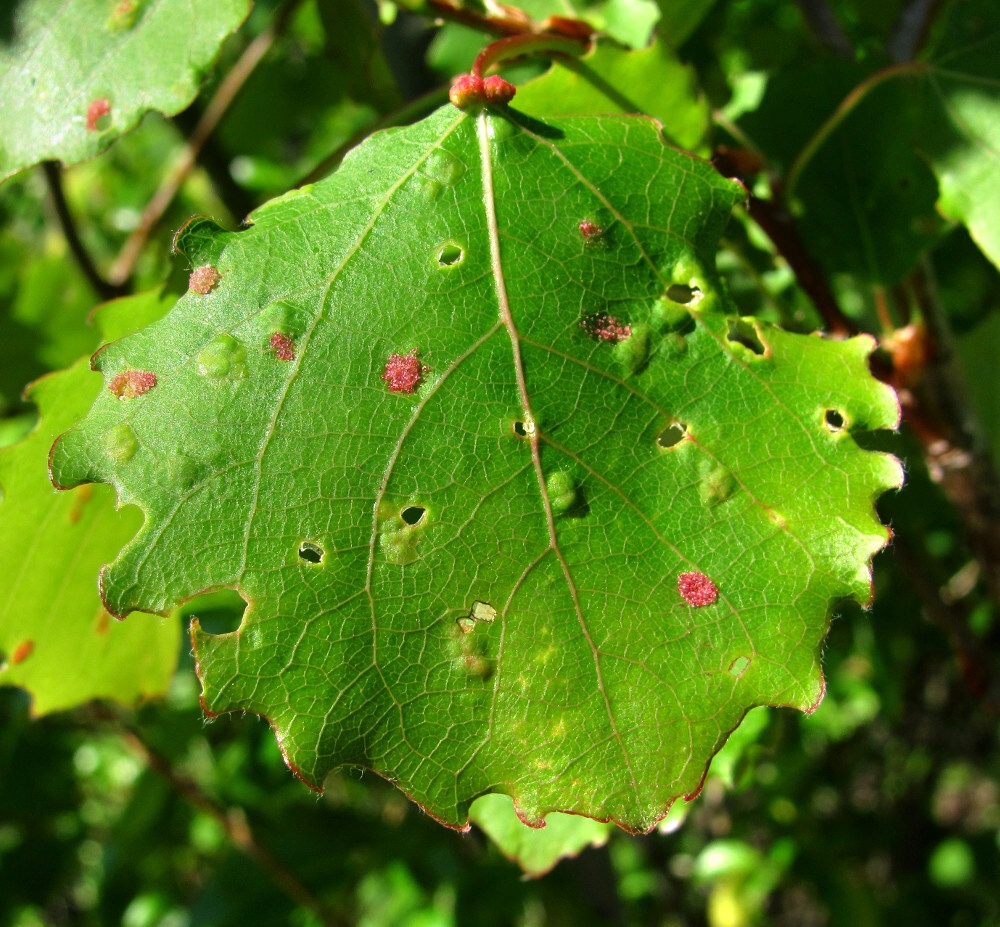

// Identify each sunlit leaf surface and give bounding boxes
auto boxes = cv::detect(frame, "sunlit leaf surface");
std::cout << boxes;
[51,103,901,830]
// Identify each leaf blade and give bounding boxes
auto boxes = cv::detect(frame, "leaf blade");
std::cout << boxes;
[51,104,901,829]
[0,0,250,182]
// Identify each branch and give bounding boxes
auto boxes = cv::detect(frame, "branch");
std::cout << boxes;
[41,161,129,302]
[108,715,346,927]
[171,105,258,222]
[747,196,856,337]
[899,258,1000,609]
[887,0,947,62]
[108,0,306,287]
[712,149,855,337]
[890,534,1000,710]
[424,0,537,38]
[794,0,854,57]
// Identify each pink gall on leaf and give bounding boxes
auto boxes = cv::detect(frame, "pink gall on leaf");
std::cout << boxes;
[382,352,425,395]
[269,333,296,361]
[108,370,157,400]
[482,75,516,105]
[449,74,485,109]
[677,571,718,607]
[581,312,631,343]
[189,265,221,294]
[86,98,110,131]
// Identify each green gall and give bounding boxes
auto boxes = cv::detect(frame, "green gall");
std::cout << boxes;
[546,471,577,515]
[102,423,138,464]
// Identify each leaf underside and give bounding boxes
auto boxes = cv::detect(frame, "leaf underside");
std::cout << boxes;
[0,0,250,182]
[51,104,902,831]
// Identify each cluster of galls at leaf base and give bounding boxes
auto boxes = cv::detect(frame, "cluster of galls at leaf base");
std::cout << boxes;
[449,73,516,110]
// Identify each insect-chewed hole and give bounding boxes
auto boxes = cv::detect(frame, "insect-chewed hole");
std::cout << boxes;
[728,655,751,678]
[298,540,324,564]
[401,505,426,526]
[825,409,845,431]
[437,243,464,266]
[657,423,687,448]
[726,318,765,355]
[665,284,702,305]
[181,589,246,635]
[513,420,528,437]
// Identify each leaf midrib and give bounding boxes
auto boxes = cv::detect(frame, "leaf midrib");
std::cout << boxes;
[476,109,641,810]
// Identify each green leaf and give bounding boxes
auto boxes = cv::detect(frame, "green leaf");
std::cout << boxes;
[51,103,901,830]
[470,793,610,877]
[0,0,250,183]
[514,38,711,153]
[922,29,1000,270]
[510,0,660,49]
[0,244,100,416]
[0,292,180,714]
[741,59,941,284]
[653,0,718,49]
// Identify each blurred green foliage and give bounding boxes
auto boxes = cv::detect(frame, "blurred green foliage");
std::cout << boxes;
[1,0,999,924]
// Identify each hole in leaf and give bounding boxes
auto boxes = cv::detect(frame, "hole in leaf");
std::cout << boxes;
[513,420,528,437]
[825,409,845,431]
[179,589,246,636]
[728,655,751,678]
[470,601,496,623]
[665,284,701,305]
[437,244,463,266]
[298,540,324,564]
[400,505,426,526]
[657,423,687,448]
[726,319,765,355]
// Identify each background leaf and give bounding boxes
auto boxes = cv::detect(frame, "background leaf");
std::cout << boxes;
[51,103,901,831]
[514,39,711,153]
[0,290,180,713]
[0,0,250,183]
[470,793,611,877]
[921,26,1000,270]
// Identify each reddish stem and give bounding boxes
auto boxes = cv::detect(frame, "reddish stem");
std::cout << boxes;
[472,32,587,80]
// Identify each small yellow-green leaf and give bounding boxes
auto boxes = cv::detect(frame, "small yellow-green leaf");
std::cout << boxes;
[0,368,178,714]
[470,793,611,877]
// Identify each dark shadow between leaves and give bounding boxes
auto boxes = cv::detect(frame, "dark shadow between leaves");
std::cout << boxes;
[508,111,565,140]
